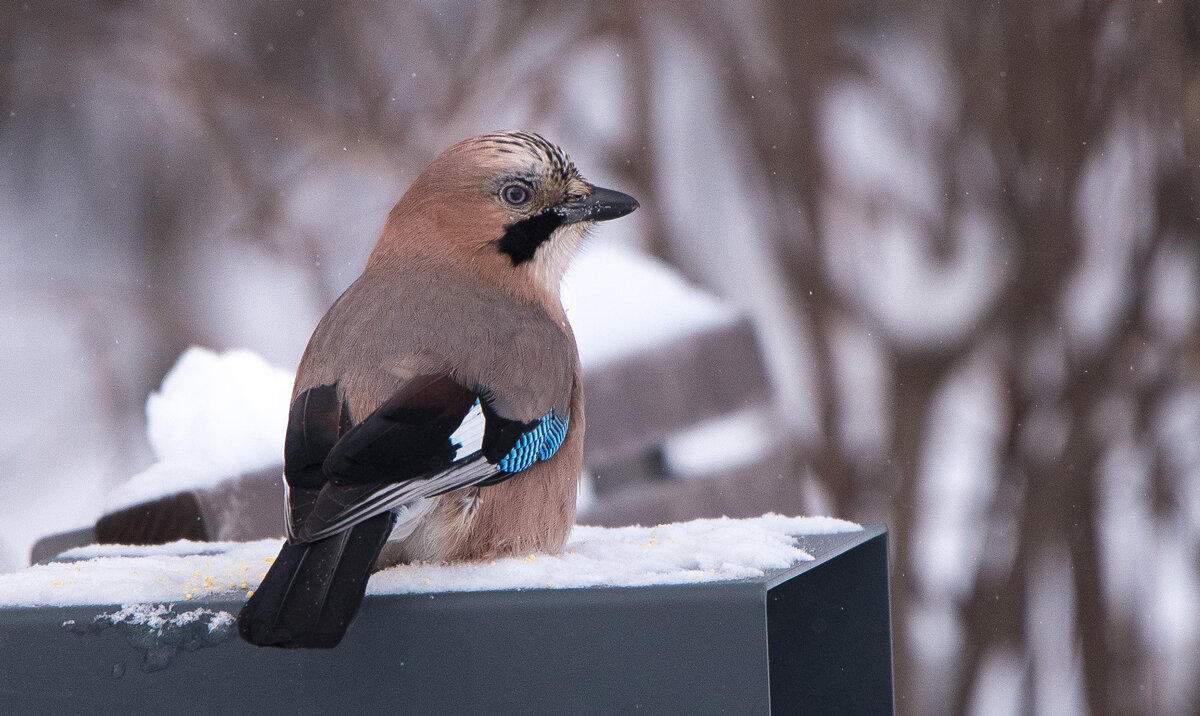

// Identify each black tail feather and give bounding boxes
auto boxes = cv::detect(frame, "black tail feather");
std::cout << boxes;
[237,512,396,648]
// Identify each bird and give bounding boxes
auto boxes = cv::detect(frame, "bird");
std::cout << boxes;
[236,131,638,648]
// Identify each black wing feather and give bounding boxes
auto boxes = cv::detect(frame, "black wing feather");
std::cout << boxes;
[322,375,478,485]
[244,373,568,649]
[479,399,540,462]
[284,384,352,491]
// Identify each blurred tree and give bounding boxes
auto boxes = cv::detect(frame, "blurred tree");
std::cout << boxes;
[708,1,1200,713]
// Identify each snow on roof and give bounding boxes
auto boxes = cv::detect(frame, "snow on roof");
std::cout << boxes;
[563,243,738,368]
[2,515,859,608]
[103,347,293,512]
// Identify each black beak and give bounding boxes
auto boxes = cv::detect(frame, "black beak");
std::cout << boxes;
[560,186,639,224]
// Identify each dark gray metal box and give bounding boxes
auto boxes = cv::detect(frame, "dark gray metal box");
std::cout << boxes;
[1,525,891,715]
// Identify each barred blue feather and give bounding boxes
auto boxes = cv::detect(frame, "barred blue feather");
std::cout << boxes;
[498,410,570,472]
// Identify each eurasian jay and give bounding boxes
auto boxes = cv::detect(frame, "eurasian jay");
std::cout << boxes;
[237,131,638,648]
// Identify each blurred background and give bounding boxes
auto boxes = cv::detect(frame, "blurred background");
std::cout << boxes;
[2,1,1198,713]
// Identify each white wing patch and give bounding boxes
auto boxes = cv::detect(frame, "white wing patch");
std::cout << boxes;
[448,399,487,459]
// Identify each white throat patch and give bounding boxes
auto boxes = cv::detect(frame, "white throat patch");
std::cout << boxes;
[524,221,589,295]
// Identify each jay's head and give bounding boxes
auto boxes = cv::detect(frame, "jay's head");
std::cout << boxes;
[374,131,638,295]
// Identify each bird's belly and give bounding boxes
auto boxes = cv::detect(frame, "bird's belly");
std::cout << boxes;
[376,490,483,566]
[375,462,577,568]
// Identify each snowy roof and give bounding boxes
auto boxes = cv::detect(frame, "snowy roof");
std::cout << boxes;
[2,515,859,608]
[563,244,738,367]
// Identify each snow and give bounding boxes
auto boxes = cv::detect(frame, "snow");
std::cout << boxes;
[914,353,1006,600]
[66,603,234,634]
[661,408,773,478]
[104,347,294,511]
[1146,242,1200,343]
[968,647,1027,716]
[101,245,741,511]
[829,316,891,459]
[0,515,859,607]
[63,603,237,672]
[1028,545,1087,716]
[1061,114,1156,356]
[562,243,737,368]
[818,34,1010,352]
[648,16,819,441]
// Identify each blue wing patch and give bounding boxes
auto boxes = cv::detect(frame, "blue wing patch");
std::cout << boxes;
[497,410,570,472]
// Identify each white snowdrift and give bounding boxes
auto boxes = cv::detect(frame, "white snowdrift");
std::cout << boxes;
[3,515,859,608]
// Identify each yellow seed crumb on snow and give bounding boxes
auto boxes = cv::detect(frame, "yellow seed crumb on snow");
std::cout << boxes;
[156,577,163,582]
[205,561,211,567]
[523,554,536,563]
[53,580,63,586]
[192,570,200,577]
[184,593,193,600]
[241,581,247,589]
[202,577,213,588]
[708,569,716,574]
[422,578,431,584]
[240,565,249,572]
[264,557,275,564]
[546,583,553,588]
[246,590,254,598]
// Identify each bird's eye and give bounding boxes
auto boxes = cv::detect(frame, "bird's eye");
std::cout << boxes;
[502,184,531,206]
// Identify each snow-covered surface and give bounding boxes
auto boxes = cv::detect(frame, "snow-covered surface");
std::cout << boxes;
[1,515,859,607]
[101,245,740,512]
[104,347,294,511]
[563,244,738,368]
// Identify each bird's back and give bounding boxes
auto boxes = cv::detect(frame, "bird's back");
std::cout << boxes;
[295,260,575,425]
[286,258,582,563]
